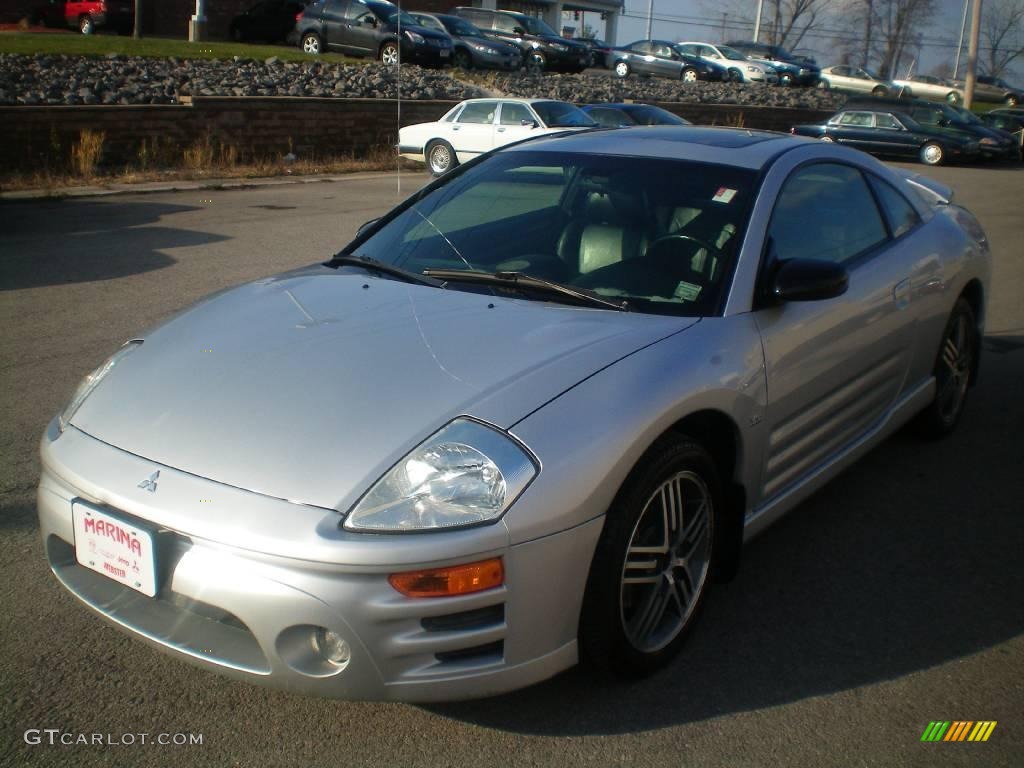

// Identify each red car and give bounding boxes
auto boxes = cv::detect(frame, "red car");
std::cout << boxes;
[31,0,133,35]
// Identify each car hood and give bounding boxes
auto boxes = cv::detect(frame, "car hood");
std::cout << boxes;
[71,266,692,510]
[462,34,518,53]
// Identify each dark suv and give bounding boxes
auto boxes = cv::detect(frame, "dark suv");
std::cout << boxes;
[297,0,452,66]
[725,40,820,86]
[452,7,589,73]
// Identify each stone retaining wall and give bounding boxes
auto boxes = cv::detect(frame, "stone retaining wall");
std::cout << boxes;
[0,97,832,173]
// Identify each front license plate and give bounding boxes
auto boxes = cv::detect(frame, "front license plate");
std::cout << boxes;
[72,503,157,597]
[440,50,450,57]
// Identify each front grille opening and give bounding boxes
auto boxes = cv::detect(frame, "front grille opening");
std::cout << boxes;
[421,604,504,633]
[435,640,503,665]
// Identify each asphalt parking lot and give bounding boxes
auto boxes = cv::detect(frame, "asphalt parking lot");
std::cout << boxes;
[1,163,1021,767]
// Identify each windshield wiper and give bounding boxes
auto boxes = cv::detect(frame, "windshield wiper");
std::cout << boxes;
[421,269,629,312]
[328,254,445,288]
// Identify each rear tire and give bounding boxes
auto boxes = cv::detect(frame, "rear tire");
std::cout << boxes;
[579,435,719,678]
[79,14,93,34]
[380,41,400,66]
[872,85,888,96]
[1006,94,1018,106]
[779,72,794,86]
[682,67,698,83]
[613,60,629,78]
[301,32,321,55]
[453,48,472,69]
[920,141,945,166]
[728,68,743,83]
[817,79,830,89]
[525,50,546,74]
[946,90,961,104]
[425,140,457,176]
[913,298,977,438]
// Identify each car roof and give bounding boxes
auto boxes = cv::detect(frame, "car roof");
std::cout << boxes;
[454,97,557,106]
[504,127,802,170]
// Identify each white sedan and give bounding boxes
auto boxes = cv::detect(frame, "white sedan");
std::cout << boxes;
[675,42,776,84]
[398,98,597,175]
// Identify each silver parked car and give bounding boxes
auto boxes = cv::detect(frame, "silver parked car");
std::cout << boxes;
[891,74,965,104]
[39,128,989,701]
[818,65,900,96]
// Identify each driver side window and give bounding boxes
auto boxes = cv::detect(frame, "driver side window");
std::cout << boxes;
[768,163,888,265]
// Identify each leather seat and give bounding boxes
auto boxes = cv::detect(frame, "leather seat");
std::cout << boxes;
[557,190,649,275]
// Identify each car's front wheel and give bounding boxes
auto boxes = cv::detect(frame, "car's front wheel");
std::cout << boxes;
[301,32,321,55]
[525,51,546,74]
[425,140,457,176]
[728,68,743,83]
[1006,94,1018,106]
[613,60,630,78]
[580,435,719,677]
[946,90,961,104]
[914,298,978,438]
[817,79,830,89]
[380,41,400,66]
[920,141,945,166]
[453,48,472,69]
[779,72,794,86]
[872,85,888,96]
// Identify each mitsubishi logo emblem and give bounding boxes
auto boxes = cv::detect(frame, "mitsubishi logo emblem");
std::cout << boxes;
[138,471,160,492]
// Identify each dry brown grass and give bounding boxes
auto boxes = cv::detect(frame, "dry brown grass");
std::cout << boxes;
[70,129,105,178]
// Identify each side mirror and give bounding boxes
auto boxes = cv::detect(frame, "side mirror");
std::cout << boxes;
[521,118,538,128]
[770,258,849,302]
[362,16,377,27]
[356,217,380,237]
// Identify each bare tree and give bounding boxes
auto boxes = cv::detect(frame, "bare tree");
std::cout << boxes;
[764,0,837,49]
[982,0,1024,77]
[869,0,936,79]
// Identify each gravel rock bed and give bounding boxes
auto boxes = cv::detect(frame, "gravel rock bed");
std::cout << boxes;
[0,53,486,106]
[0,52,845,110]
[484,70,847,110]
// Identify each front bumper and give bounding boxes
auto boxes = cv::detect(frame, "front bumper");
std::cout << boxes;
[37,422,600,701]
[474,49,522,70]
[404,42,452,67]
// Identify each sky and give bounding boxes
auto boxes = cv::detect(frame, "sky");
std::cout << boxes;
[576,0,1022,83]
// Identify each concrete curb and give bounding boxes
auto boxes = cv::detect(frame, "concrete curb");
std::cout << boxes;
[0,170,414,201]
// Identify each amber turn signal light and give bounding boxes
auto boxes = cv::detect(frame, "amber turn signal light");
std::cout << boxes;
[389,558,504,598]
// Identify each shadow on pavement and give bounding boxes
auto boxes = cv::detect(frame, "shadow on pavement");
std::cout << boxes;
[0,199,227,290]
[426,340,1024,735]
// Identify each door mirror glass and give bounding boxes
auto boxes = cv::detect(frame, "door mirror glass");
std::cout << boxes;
[521,118,538,128]
[770,258,849,302]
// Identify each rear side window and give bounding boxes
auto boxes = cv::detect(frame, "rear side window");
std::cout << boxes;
[868,175,921,238]
[875,113,901,129]
[493,14,520,33]
[768,163,888,265]
[457,101,497,124]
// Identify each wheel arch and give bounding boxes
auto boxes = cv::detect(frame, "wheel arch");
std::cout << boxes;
[958,278,985,384]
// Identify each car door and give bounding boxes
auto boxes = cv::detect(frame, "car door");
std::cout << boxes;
[340,1,379,56]
[753,162,918,503]
[494,102,538,147]
[831,111,878,150]
[649,42,682,77]
[450,100,498,160]
[319,0,348,49]
[873,112,918,158]
[627,41,657,75]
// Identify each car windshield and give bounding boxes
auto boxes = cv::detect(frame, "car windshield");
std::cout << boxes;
[442,16,479,36]
[621,106,689,125]
[532,101,598,127]
[864,67,884,79]
[951,106,983,125]
[718,45,746,60]
[345,151,756,316]
[367,1,419,27]
[521,16,558,36]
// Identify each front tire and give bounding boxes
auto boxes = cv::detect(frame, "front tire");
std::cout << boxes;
[872,85,888,96]
[580,436,719,677]
[920,141,945,166]
[380,41,400,66]
[453,48,472,69]
[914,298,977,438]
[1006,94,1018,106]
[817,79,830,89]
[425,140,457,176]
[613,60,630,78]
[301,32,321,55]
[682,67,698,83]
[525,50,546,74]
[728,68,743,83]
[779,72,794,86]
[946,90,961,104]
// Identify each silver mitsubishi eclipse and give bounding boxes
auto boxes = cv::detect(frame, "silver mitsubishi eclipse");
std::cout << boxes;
[38,128,989,701]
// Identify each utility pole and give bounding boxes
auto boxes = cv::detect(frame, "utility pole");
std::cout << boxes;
[646,0,653,39]
[132,0,142,38]
[862,0,873,69]
[721,12,728,39]
[754,0,763,42]
[953,0,970,80]
[964,0,982,107]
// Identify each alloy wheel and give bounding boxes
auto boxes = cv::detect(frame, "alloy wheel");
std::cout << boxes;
[935,311,973,426]
[427,143,451,175]
[619,470,712,653]
[682,68,698,83]
[614,61,629,78]
[381,43,400,66]
[302,34,320,55]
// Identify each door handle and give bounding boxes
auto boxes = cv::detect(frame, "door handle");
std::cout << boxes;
[452,125,461,131]
[497,127,506,132]
[893,278,910,308]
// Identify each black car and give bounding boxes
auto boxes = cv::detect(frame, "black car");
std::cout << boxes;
[409,12,521,71]
[725,40,820,86]
[297,0,452,66]
[792,106,979,165]
[575,37,611,68]
[847,96,1018,161]
[452,7,590,73]
[582,103,692,127]
[230,0,307,43]
[607,40,726,82]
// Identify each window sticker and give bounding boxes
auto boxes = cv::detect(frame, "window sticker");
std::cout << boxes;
[674,281,702,301]
[712,187,737,204]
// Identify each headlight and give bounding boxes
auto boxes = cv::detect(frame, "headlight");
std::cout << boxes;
[471,43,497,55]
[980,137,997,145]
[747,65,760,72]
[404,30,425,44]
[59,340,142,433]
[549,43,568,52]
[344,418,537,532]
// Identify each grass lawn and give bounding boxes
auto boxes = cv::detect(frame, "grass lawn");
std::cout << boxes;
[0,30,362,64]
